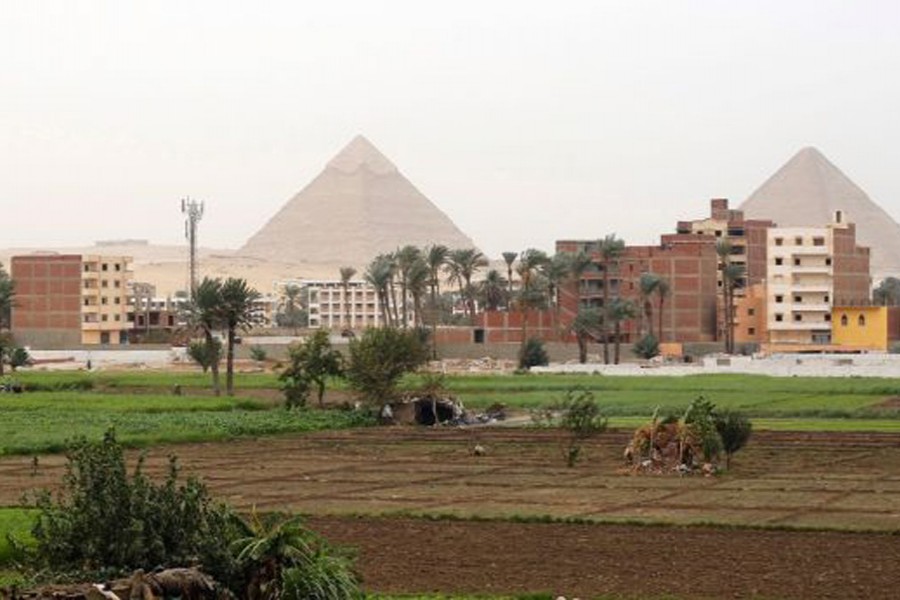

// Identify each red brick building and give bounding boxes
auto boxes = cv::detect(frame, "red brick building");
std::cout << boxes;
[557,235,719,343]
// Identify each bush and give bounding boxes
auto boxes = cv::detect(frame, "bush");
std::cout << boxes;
[249,345,268,362]
[280,330,344,409]
[346,327,428,405]
[28,430,242,586]
[714,410,753,469]
[187,339,222,374]
[557,387,608,467]
[633,334,660,359]
[518,338,549,369]
[8,347,31,371]
[682,396,723,462]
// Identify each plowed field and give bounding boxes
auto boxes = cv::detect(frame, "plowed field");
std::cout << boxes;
[3,427,899,598]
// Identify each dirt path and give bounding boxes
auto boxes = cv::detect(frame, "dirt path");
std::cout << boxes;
[309,516,900,599]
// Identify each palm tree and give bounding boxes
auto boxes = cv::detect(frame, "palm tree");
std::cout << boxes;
[396,246,422,328]
[0,262,15,331]
[597,234,626,364]
[277,284,304,334]
[501,251,518,304]
[447,248,488,320]
[515,249,550,343]
[406,257,430,327]
[543,253,572,339]
[567,251,593,308]
[723,263,746,354]
[183,277,224,396]
[364,255,393,327]
[656,277,670,344]
[424,245,449,359]
[479,269,508,311]
[608,297,638,364]
[219,277,262,396]
[639,273,661,338]
[338,267,356,330]
[570,307,602,364]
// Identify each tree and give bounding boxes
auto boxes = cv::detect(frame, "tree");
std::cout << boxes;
[425,245,450,359]
[557,387,608,467]
[183,277,224,396]
[276,284,306,332]
[280,329,344,409]
[874,277,900,306]
[478,269,508,311]
[405,256,430,328]
[518,337,549,369]
[219,278,262,396]
[187,338,222,374]
[364,255,394,327]
[396,246,422,328]
[716,240,745,354]
[607,297,638,365]
[501,251,518,303]
[597,234,626,364]
[29,430,241,585]
[714,410,752,469]
[346,327,428,405]
[515,249,550,343]
[566,251,593,310]
[447,248,488,320]
[570,308,602,364]
[338,267,357,330]
[656,277,670,344]
[543,253,572,338]
[633,334,660,360]
[232,512,359,600]
[0,262,14,331]
[8,346,30,371]
[638,273,661,338]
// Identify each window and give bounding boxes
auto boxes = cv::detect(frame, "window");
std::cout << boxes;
[813,237,825,246]
[83,298,89,306]
[748,327,756,335]
[824,314,831,322]
[794,295,802,303]
[794,314,803,322]
[715,230,723,237]
[114,297,120,304]
[858,314,866,327]
[774,237,783,246]
[101,314,108,322]
[775,257,783,266]
[101,297,108,305]
[840,314,848,326]
[102,263,108,271]
[825,257,832,266]
[794,258,801,266]
[102,280,108,288]
[114,263,121,271]
[114,314,120,322]
[114,280,120,288]
[794,237,803,245]
[824,295,829,303]
[83,264,89,272]
[775,314,784,322]
[748,308,755,316]
[775,295,784,303]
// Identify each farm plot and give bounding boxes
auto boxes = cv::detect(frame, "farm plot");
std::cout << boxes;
[3,427,900,532]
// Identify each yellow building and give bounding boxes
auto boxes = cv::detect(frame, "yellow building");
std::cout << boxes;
[831,305,900,351]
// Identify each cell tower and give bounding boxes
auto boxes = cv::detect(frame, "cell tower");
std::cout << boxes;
[181,197,204,298]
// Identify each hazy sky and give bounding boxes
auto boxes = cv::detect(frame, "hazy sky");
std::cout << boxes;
[2,1,899,259]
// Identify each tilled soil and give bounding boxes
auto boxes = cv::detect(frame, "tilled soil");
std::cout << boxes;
[310,516,900,599]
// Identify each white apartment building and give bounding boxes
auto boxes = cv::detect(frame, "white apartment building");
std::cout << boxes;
[765,215,870,345]
[300,280,415,330]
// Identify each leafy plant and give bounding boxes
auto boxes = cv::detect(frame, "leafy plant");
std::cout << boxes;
[28,429,242,586]
[633,334,660,360]
[518,338,549,370]
[187,338,222,374]
[250,345,268,362]
[346,327,428,405]
[280,330,344,409]
[557,387,608,467]
[682,396,723,462]
[714,410,753,468]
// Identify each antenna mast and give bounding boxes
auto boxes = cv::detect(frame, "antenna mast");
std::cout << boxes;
[181,197,204,299]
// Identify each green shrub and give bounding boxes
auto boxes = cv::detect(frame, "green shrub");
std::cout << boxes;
[518,338,549,369]
[249,345,268,362]
[8,347,31,371]
[557,387,608,467]
[187,338,222,374]
[714,409,753,468]
[29,430,242,586]
[346,328,428,404]
[280,330,344,409]
[633,334,660,359]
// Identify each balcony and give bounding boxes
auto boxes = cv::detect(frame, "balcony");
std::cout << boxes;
[790,246,830,256]
[791,304,831,312]
[768,320,832,330]
[791,265,832,275]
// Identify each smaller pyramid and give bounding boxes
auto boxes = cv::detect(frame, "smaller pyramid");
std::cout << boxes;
[740,147,900,280]
[239,136,478,267]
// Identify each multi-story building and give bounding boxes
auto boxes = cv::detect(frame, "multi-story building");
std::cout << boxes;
[557,234,719,343]
[766,213,870,345]
[302,280,414,330]
[11,254,134,347]
[676,198,774,341]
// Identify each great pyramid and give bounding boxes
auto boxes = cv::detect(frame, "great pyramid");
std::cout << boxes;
[740,147,900,280]
[239,135,478,267]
